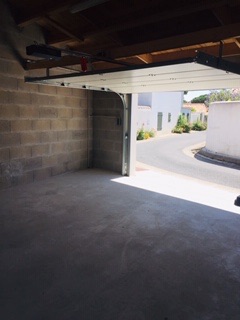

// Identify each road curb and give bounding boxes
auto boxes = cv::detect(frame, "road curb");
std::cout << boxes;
[198,147,240,166]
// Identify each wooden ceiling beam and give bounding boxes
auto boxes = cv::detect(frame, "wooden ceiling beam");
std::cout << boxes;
[83,0,233,39]
[69,0,111,13]
[16,0,235,32]
[47,34,74,46]
[46,1,235,47]
[16,0,76,27]
[136,54,153,64]
[212,6,232,25]
[233,38,240,48]
[43,16,84,42]
[107,22,240,60]
[151,42,240,63]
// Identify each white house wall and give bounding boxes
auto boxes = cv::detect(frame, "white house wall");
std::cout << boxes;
[138,93,153,106]
[181,107,191,121]
[136,106,152,130]
[181,108,206,123]
[151,92,183,133]
[137,92,183,133]
[205,101,240,159]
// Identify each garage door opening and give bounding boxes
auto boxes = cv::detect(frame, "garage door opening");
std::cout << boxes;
[25,51,240,177]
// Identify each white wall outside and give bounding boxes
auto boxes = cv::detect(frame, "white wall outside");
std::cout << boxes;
[181,108,207,123]
[181,107,191,121]
[138,93,152,106]
[137,92,183,133]
[205,101,240,159]
[136,106,152,130]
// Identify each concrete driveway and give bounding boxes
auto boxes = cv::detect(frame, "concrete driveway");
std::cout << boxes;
[1,168,240,320]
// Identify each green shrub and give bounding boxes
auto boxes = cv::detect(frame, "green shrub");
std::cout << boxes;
[172,126,183,134]
[136,128,156,140]
[183,123,191,133]
[172,114,191,134]
[137,129,145,140]
[191,120,207,131]
[148,128,156,138]
[177,114,188,127]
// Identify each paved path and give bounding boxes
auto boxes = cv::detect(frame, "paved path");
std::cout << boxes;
[136,131,240,189]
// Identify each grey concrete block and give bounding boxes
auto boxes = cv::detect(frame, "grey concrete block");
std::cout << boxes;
[0,148,10,162]
[0,133,21,147]
[10,146,31,159]
[21,132,41,145]
[11,120,32,132]
[0,120,11,132]
[0,105,19,118]
[19,106,39,118]
[24,157,42,171]
[40,107,58,118]
[34,167,52,181]
[40,132,58,143]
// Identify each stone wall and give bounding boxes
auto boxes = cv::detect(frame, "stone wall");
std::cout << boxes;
[0,0,92,189]
[92,91,123,173]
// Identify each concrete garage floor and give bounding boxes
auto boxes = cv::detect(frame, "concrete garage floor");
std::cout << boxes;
[1,168,240,320]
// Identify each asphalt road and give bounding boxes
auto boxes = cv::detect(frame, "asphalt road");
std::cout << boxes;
[136,131,240,189]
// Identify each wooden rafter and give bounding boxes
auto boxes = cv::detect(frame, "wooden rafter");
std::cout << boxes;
[8,0,240,73]
[15,0,74,27]
[107,23,240,60]
[233,38,240,49]
[83,0,232,40]
[212,5,232,25]
[43,16,84,42]
[15,0,236,36]
[136,54,153,64]
[150,42,240,63]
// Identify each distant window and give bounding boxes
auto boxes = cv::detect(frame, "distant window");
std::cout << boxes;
[157,112,163,131]
[168,113,171,122]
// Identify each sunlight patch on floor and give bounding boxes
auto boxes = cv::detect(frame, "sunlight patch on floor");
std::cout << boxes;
[112,168,240,214]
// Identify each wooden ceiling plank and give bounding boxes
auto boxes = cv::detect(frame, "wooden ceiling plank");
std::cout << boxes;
[47,35,74,46]
[212,6,232,25]
[136,54,153,64]
[44,16,84,42]
[16,0,231,32]
[151,42,240,63]
[233,38,240,48]
[16,0,76,27]
[69,0,111,13]
[108,22,240,60]
[83,0,231,39]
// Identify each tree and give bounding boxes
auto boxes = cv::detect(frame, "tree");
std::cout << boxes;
[191,94,209,103]
[208,89,240,103]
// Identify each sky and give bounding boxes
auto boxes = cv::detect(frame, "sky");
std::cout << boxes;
[184,90,210,101]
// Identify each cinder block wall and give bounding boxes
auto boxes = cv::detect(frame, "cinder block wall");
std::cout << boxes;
[92,91,123,173]
[0,1,92,189]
